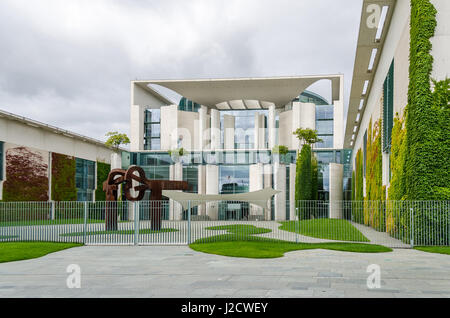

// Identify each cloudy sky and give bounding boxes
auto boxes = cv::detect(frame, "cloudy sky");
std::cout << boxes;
[0,0,363,144]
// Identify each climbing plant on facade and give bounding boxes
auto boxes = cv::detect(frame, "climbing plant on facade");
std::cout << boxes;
[51,153,77,201]
[2,147,49,202]
[95,161,111,201]
[405,0,450,200]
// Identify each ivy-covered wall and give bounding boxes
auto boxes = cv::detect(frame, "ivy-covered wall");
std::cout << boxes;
[2,147,49,201]
[365,118,384,202]
[51,152,77,201]
[388,113,407,200]
[95,161,111,201]
[405,0,450,200]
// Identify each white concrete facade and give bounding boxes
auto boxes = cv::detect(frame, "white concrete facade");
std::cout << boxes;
[0,109,120,201]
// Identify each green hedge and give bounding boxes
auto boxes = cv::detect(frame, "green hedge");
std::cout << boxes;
[95,162,111,201]
[51,153,77,201]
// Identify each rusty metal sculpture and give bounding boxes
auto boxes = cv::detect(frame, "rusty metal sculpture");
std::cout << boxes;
[102,165,188,231]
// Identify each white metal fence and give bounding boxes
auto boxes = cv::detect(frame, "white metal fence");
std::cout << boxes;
[0,200,448,248]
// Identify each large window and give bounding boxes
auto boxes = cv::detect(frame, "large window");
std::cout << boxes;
[144,109,161,150]
[315,105,334,148]
[220,110,268,149]
[183,166,198,193]
[75,158,95,201]
[219,165,249,194]
[383,60,394,153]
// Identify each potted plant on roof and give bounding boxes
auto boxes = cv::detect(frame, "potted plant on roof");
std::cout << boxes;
[168,147,185,163]
[272,145,289,164]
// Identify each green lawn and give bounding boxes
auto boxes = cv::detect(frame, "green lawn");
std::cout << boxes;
[206,224,272,235]
[190,236,391,258]
[279,219,369,242]
[0,219,128,227]
[414,246,450,255]
[60,227,178,237]
[0,242,83,263]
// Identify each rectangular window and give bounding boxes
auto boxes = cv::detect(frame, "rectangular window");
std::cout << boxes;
[144,109,161,150]
[315,135,333,148]
[75,158,95,201]
[315,105,334,149]
[383,60,394,153]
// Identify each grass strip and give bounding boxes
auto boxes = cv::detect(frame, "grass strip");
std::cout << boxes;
[0,241,83,263]
[279,219,369,242]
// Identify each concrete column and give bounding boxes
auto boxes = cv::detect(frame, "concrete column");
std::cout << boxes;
[274,162,286,221]
[160,105,179,151]
[198,106,207,151]
[169,162,183,220]
[300,102,316,130]
[130,104,145,151]
[268,104,276,150]
[205,165,219,220]
[254,112,260,149]
[289,163,296,221]
[223,115,235,149]
[333,99,344,149]
[110,152,122,170]
[264,164,273,221]
[254,113,266,149]
[291,102,301,150]
[329,163,344,219]
[197,165,206,216]
[249,163,264,217]
[210,109,221,150]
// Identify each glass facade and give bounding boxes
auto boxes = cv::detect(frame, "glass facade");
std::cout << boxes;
[383,60,394,153]
[220,110,268,149]
[315,105,334,148]
[75,158,95,201]
[130,150,298,167]
[179,97,201,112]
[219,165,249,194]
[144,109,161,150]
[297,90,329,105]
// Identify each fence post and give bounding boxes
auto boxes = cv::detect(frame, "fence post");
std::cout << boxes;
[187,200,191,245]
[410,207,414,247]
[50,201,55,220]
[134,202,139,246]
[295,207,299,244]
[83,201,88,244]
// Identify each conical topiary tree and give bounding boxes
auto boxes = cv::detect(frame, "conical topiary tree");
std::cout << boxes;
[293,128,322,219]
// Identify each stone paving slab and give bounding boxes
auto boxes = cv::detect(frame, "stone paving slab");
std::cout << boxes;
[0,246,449,298]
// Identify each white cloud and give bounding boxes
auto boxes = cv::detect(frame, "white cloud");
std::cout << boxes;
[0,0,362,142]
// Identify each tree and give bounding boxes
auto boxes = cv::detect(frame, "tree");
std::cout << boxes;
[293,128,322,219]
[105,132,130,149]
[293,128,322,146]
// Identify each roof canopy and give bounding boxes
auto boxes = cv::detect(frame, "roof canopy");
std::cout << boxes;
[162,188,280,210]
[134,75,343,109]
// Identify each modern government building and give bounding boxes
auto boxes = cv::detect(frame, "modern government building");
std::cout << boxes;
[0,0,448,221]
[123,75,348,221]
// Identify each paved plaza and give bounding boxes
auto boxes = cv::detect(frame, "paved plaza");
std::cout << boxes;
[0,245,449,298]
